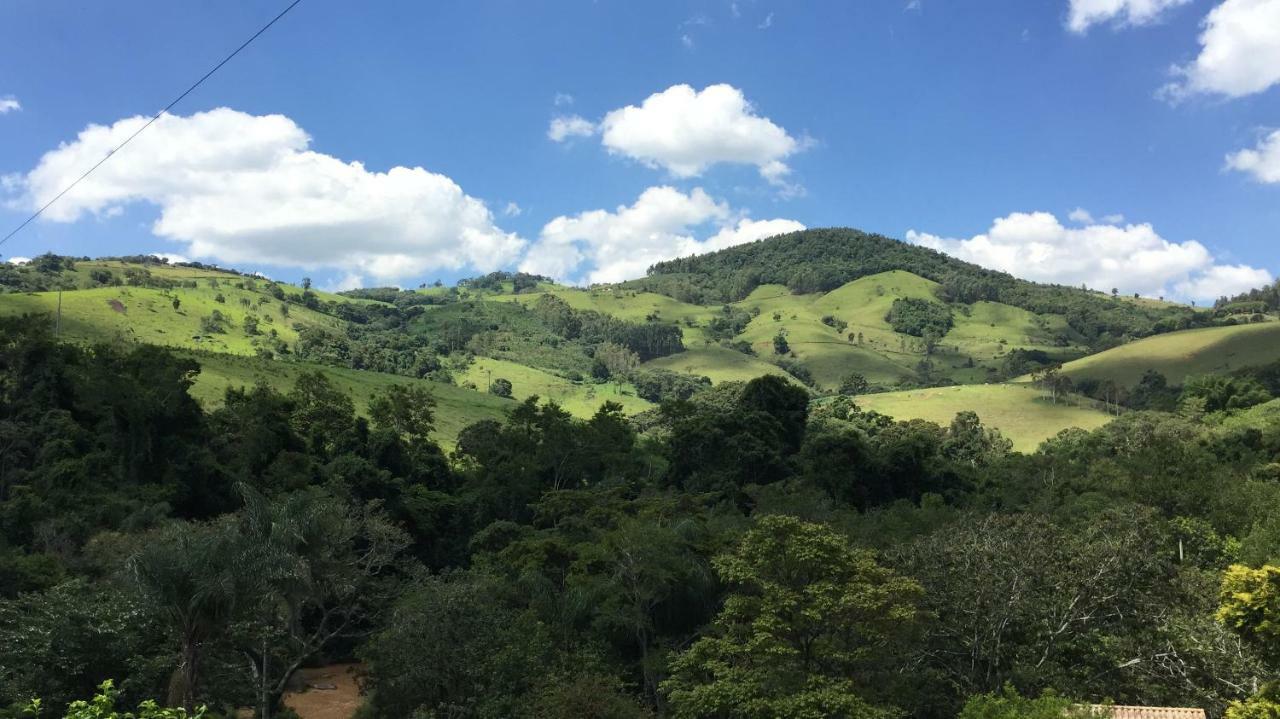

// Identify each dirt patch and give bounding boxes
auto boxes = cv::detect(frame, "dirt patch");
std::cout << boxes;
[107,299,127,314]
[281,663,364,719]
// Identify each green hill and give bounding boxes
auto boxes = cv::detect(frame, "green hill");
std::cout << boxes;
[1054,320,1280,386]
[4,232,1269,455]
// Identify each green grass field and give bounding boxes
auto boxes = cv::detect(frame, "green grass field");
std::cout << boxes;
[852,383,1115,452]
[1053,321,1280,386]
[454,356,654,415]
[0,283,345,356]
[645,346,796,385]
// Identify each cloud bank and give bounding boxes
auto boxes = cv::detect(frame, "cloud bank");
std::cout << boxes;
[520,185,804,285]
[907,211,1271,300]
[12,108,525,285]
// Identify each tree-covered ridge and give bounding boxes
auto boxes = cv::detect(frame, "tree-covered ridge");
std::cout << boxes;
[633,227,1206,348]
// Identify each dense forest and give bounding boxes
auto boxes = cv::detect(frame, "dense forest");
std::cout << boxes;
[632,228,1208,349]
[5,311,1280,719]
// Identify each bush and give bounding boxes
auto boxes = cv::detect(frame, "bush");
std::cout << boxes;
[490,378,513,398]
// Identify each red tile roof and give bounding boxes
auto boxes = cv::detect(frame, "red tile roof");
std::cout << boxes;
[1086,706,1206,719]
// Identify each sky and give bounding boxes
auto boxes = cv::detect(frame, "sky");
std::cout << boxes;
[1,0,1278,300]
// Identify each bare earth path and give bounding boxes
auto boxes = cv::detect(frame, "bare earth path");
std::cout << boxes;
[281,664,364,719]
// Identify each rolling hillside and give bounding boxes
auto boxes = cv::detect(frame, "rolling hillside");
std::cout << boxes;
[1054,321,1280,386]
[5,231,1273,454]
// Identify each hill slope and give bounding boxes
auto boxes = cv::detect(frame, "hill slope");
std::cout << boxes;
[1054,320,1280,386]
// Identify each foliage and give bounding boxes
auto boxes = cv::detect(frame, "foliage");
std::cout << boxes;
[662,515,922,718]
[25,680,204,719]
[957,685,1100,719]
[885,297,953,338]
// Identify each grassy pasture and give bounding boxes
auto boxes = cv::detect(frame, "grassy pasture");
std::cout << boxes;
[1054,321,1280,386]
[644,347,796,385]
[0,284,343,355]
[454,356,654,416]
[852,383,1114,452]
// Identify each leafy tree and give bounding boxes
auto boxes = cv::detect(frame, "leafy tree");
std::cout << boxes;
[772,331,789,355]
[662,515,922,718]
[287,371,360,459]
[1218,564,1280,665]
[231,487,409,719]
[885,297,953,338]
[368,384,436,442]
[957,685,1100,719]
[126,521,247,711]
[490,377,514,398]
[596,342,640,392]
[1181,375,1272,413]
[838,372,869,396]
[360,573,555,719]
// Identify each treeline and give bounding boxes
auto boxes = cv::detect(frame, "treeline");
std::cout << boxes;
[632,228,1207,348]
[294,295,684,383]
[5,314,1280,717]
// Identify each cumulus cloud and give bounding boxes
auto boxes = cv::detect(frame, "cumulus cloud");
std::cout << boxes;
[547,114,597,142]
[1066,0,1190,33]
[5,257,31,265]
[519,186,804,285]
[1226,129,1280,183]
[596,84,805,190]
[906,211,1271,300]
[0,96,20,114]
[9,108,524,283]
[1160,0,1280,100]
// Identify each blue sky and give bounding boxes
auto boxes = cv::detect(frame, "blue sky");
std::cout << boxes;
[1,0,1278,299]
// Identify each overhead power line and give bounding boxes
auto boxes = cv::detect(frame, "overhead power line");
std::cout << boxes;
[0,0,304,249]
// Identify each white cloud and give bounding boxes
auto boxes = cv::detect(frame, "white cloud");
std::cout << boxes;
[906,210,1272,300]
[1068,207,1125,224]
[597,83,804,189]
[11,108,525,283]
[154,252,189,264]
[0,96,20,114]
[519,186,803,285]
[6,256,31,265]
[758,12,774,29]
[553,92,574,107]
[1226,129,1280,183]
[1068,207,1094,223]
[547,114,597,142]
[1177,263,1274,298]
[1066,0,1190,33]
[503,201,523,217]
[681,33,695,49]
[1160,0,1280,100]
[905,0,922,13]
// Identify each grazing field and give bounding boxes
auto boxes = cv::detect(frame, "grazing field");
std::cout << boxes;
[852,383,1115,452]
[454,356,654,415]
[645,346,796,385]
[1054,321,1280,386]
[177,351,510,446]
[0,284,344,355]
